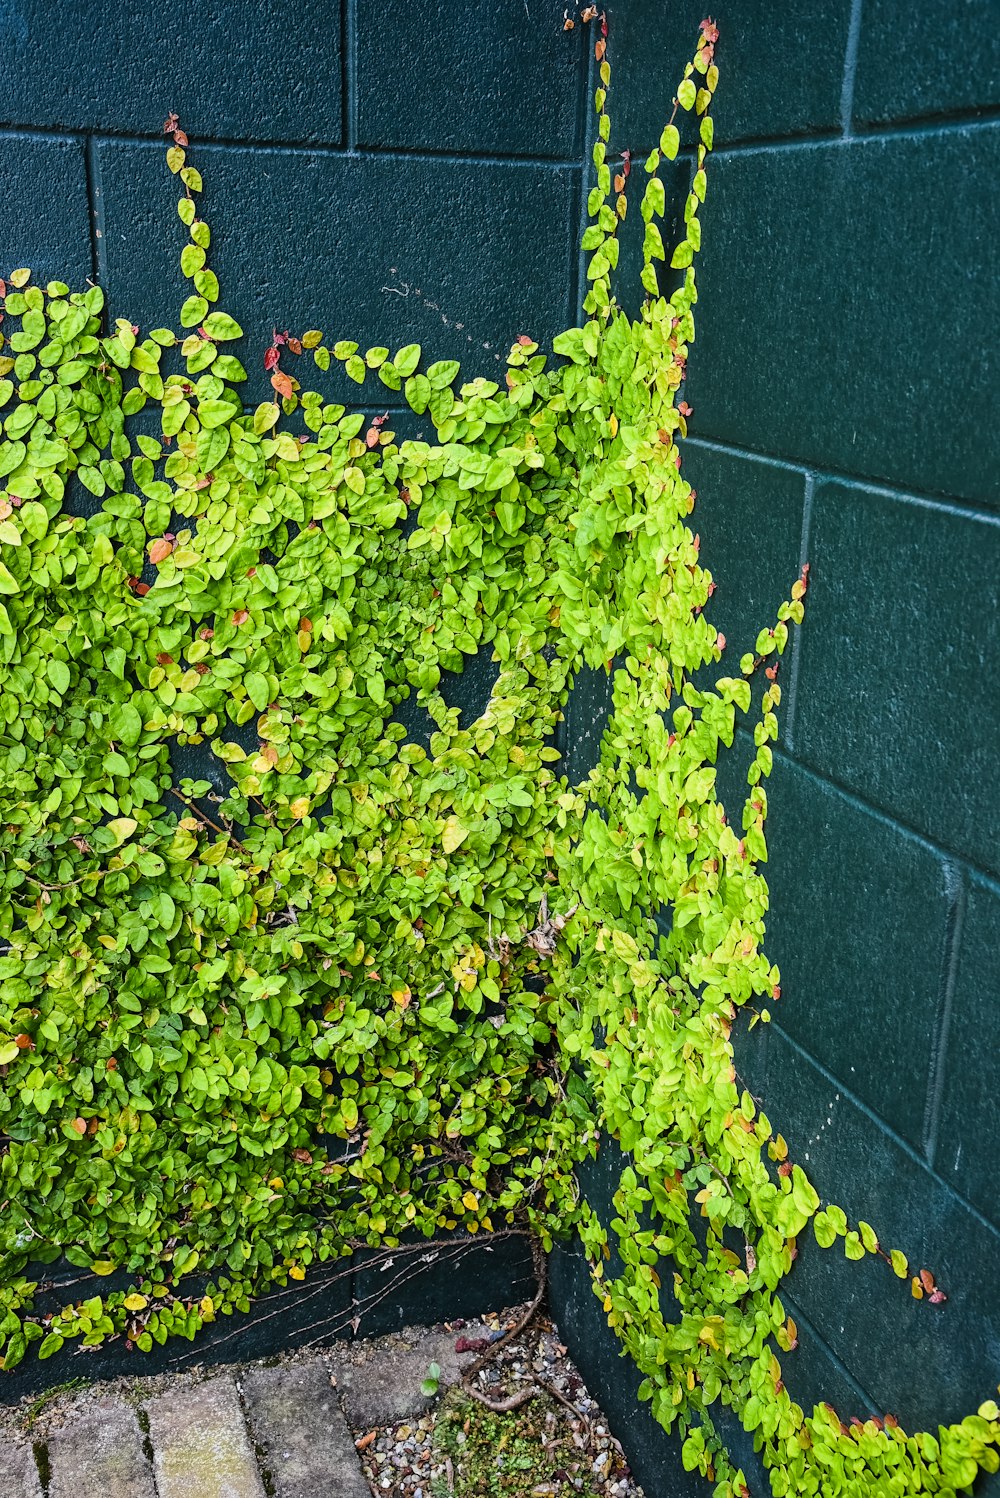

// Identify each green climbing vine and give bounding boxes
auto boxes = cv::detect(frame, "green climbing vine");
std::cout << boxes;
[0,14,997,1495]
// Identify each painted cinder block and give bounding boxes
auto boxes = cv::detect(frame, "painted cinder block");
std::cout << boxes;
[764,754,951,1149]
[94,139,578,402]
[686,125,1000,506]
[682,442,806,663]
[0,134,92,286]
[356,0,587,157]
[934,876,1000,1228]
[793,481,1000,877]
[853,0,1000,127]
[607,0,854,155]
[0,0,343,143]
[755,1027,1000,1436]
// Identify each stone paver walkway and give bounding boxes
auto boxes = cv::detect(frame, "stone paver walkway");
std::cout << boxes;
[0,1323,468,1498]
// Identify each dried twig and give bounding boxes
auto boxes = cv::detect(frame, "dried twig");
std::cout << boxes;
[466,1384,539,1413]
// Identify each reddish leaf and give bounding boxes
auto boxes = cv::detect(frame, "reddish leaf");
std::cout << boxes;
[231,608,250,626]
[292,1147,313,1164]
[163,112,179,134]
[156,652,174,666]
[270,369,294,400]
[263,346,280,372]
[700,17,719,43]
[198,627,214,641]
[919,1268,936,1292]
[106,1057,118,1070]
[286,336,302,356]
[71,1117,87,1135]
[148,537,174,565]
[14,1033,32,1049]
[678,401,693,417]
[455,1335,491,1354]
[777,1161,792,1178]
[517,335,533,346]
[134,582,151,596]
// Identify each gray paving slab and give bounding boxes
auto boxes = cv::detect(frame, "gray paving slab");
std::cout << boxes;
[0,1435,43,1497]
[242,1358,370,1498]
[144,1374,266,1498]
[47,1400,156,1498]
[333,1326,471,1428]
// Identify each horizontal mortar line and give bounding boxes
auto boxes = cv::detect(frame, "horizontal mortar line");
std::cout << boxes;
[681,434,999,523]
[344,140,583,169]
[723,731,1000,901]
[711,111,1000,158]
[774,746,1000,889]
[766,1020,1000,1242]
[852,103,1000,139]
[0,122,582,169]
[777,1291,881,1416]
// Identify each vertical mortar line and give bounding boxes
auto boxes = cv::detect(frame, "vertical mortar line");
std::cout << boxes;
[342,0,358,151]
[83,135,106,287]
[839,0,865,138]
[781,470,814,755]
[921,860,965,1166]
[234,1375,277,1498]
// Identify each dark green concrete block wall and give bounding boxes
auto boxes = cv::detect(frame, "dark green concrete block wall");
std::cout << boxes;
[572,1,999,1482]
[2,0,998,1488]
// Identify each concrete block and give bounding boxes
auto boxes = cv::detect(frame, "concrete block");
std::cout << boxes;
[242,1358,369,1498]
[144,1375,265,1498]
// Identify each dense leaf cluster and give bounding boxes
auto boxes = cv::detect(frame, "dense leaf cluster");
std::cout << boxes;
[0,20,996,1496]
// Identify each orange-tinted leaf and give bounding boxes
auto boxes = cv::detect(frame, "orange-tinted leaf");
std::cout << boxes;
[148,537,174,565]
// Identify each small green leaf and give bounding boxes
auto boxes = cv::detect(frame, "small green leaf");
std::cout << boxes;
[180,295,209,328]
[393,343,421,378]
[46,659,70,695]
[442,816,470,854]
[201,312,243,342]
[660,124,680,159]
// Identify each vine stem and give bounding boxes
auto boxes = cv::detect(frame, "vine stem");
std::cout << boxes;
[461,1235,547,1384]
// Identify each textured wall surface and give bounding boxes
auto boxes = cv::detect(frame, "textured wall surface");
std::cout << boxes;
[2,0,998,1489]
[557,5,999,1493]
